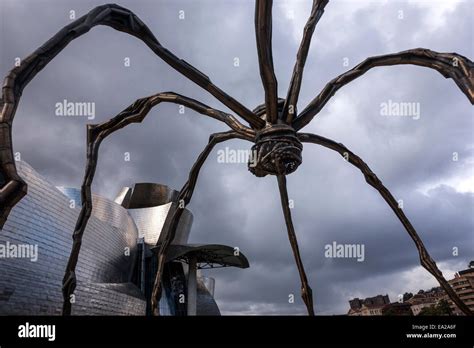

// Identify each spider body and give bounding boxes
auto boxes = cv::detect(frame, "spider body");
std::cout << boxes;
[0,1,472,316]
[249,124,303,177]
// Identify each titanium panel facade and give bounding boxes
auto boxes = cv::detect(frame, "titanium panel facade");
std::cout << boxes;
[128,205,193,246]
[0,161,145,315]
[118,183,193,246]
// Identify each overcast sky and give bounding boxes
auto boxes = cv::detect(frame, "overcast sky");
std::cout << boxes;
[1,0,472,315]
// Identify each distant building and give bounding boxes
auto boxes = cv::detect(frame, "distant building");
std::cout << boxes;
[446,264,474,315]
[347,288,448,316]
[348,295,390,316]
[406,287,445,315]
[346,264,474,316]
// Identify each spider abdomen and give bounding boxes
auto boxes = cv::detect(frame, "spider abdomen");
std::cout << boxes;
[248,124,302,177]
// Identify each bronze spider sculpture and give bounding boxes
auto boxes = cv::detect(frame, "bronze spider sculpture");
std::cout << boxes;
[0,1,473,316]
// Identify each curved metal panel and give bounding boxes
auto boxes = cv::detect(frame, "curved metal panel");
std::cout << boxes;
[0,162,144,315]
[196,279,220,316]
[124,183,179,209]
[128,204,192,246]
[58,186,137,234]
[113,186,132,207]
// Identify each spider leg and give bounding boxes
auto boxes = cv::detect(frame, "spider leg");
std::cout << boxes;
[293,49,474,130]
[1,4,265,229]
[276,174,315,316]
[282,0,328,124]
[255,0,278,123]
[150,130,250,315]
[298,132,473,316]
[62,93,254,315]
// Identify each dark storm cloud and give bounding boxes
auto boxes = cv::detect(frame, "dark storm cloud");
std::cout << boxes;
[1,0,472,314]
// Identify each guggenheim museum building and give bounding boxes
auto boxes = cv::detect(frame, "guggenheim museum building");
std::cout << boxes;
[0,161,249,315]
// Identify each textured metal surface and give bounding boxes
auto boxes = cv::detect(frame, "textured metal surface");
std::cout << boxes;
[249,124,303,177]
[282,0,328,123]
[277,175,314,315]
[114,186,132,207]
[128,203,192,246]
[0,161,145,315]
[124,183,179,209]
[59,187,138,236]
[255,0,278,123]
